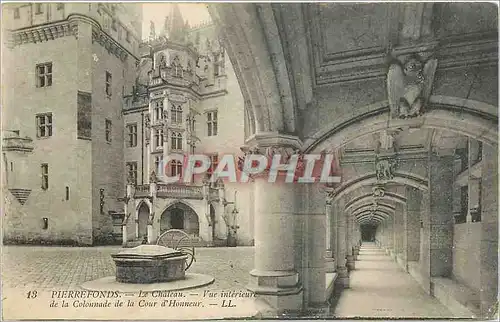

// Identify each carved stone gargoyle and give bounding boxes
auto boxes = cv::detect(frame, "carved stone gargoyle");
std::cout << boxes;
[387,54,438,119]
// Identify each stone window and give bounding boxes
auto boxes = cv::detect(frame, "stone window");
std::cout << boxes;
[154,100,164,122]
[172,56,182,77]
[154,129,164,149]
[207,111,218,136]
[41,163,49,190]
[127,123,137,147]
[171,104,183,124]
[14,8,20,19]
[126,30,130,43]
[65,186,70,200]
[154,155,163,176]
[126,162,137,185]
[35,3,43,14]
[36,62,52,87]
[171,131,182,150]
[105,71,112,97]
[112,19,117,31]
[170,160,182,177]
[56,3,64,10]
[105,119,112,142]
[36,113,53,138]
[213,53,220,77]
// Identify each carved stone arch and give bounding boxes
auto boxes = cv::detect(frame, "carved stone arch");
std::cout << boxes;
[355,210,393,224]
[303,97,498,154]
[331,173,428,202]
[208,4,298,134]
[345,192,407,212]
[160,199,200,236]
[351,203,396,217]
[136,199,151,211]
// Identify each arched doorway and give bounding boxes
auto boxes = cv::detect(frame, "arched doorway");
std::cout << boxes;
[170,208,184,229]
[160,202,200,236]
[137,202,149,239]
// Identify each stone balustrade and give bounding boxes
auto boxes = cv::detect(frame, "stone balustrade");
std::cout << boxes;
[157,184,203,199]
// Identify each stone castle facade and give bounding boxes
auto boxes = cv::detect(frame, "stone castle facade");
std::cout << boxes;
[2,3,254,246]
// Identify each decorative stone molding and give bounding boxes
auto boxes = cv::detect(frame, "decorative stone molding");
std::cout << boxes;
[387,54,438,119]
[372,185,385,198]
[10,21,78,47]
[8,189,31,205]
[2,135,34,153]
[92,27,128,62]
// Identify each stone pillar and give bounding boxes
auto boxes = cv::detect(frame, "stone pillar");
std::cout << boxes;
[247,174,302,312]
[147,182,157,244]
[346,213,355,270]
[325,200,335,273]
[135,202,140,239]
[392,209,400,261]
[479,144,498,318]
[401,204,408,270]
[418,153,453,294]
[406,187,421,264]
[331,201,338,270]
[300,183,327,310]
[428,154,454,280]
[418,192,431,293]
[201,182,214,246]
[335,199,349,288]
[385,216,394,255]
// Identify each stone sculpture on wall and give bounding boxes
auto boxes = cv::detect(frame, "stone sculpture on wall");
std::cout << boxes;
[387,54,438,119]
[375,156,397,182]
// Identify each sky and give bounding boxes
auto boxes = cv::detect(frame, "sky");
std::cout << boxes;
[141,3,212,39]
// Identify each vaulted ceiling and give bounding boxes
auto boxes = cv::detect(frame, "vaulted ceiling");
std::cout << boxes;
[208,3,497,143]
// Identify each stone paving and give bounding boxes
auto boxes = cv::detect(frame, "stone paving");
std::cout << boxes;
[332,243,454,318]
[2,246,254,291]
[3,243,462,319]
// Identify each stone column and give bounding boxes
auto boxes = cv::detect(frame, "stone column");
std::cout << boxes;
[401,204,408,271]
[247,173,302,312]
[428,154,454,278]
[392,209,401,261]
[419,153,454,294]
[135,202,140,239]
[325,200,335,273]
[479,144,498,318]
[346,213,355,270]
[331,201,338,270]
[300,183,327,310]
[122,184,133,246]
[335,199,349,288]
[385,216,394,255]
[147,181,157,244]
[406,187,421,265]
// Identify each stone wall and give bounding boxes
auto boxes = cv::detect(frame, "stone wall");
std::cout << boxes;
[452,222,481,291]
[2,32,94,245]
